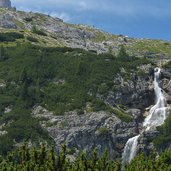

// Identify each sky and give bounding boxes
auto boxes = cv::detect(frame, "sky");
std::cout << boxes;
[12,0,171,41]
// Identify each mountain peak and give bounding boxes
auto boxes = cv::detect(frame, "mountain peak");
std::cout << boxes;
[0,0,11,8]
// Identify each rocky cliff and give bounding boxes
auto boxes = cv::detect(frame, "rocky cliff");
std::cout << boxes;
[32,106,139,159]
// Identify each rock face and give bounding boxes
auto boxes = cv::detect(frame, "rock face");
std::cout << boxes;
[161,69,171,103]
[137,129,159,155]
[0,0,11,8]
[106,73,154,109]
[0,13,17,28]
[101,64,155,110]
[32,106,140,159]
[31,67,171,160]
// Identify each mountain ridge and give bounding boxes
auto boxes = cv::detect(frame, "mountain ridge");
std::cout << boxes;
[1,8,171,58]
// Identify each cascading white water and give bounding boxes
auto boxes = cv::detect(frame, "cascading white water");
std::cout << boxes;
[143,68,167,130]
[122,67,167,167]
[122,135,140,164]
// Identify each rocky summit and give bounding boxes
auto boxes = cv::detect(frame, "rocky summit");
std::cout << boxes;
[0,7,171,164]
[0,0,11,8]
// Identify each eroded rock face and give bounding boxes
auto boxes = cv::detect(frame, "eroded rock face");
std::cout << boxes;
[103,65,155,110]
[0,13,17,29]
[32,106,140,159]
[161,69,171,103]
[137,129,159,155]
[0,0,11,8]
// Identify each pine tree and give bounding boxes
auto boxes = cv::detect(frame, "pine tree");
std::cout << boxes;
[0,45,5,61]
[117,46,129,61]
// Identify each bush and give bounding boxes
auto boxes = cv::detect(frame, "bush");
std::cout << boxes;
[26,36,38,42]
[109,107,133,122]
[24,17,33,22]
[0,32,24,42]
[0,144,171,171]
[124,150,171,171]
[0,108,53,156]
[153,112,171,149]
[97,127,110,135]
[163,61,171,69]
[31,26,47,36]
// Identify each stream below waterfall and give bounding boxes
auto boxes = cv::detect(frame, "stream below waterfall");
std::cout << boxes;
[122,68,168,166]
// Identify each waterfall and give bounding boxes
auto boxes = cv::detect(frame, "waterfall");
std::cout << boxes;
[122,135,140,164]
[143,68,167,130]
[122,67,167,167]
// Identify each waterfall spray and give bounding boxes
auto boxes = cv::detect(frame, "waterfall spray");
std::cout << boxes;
[122,68,168,167]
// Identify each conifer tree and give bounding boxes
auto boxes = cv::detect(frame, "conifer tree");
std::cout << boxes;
[0,45,5,61]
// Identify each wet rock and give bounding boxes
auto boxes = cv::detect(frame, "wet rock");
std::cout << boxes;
[137,130,159,155]
[161,70,171,79]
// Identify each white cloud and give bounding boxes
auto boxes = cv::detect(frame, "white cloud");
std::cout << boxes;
[50,12,71,22]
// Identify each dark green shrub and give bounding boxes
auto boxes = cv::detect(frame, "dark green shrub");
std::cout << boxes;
[97,127,110,135]
[0,32,24,42]
[26,36,38,42]
[31,26,47,36]
[153,112,171,149]
[0,144,171,171]
[24,17,33,22]
[109,107,133,122]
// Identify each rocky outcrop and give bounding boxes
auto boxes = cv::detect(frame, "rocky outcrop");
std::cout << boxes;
[126,109,141,120]
[0,13,17,28]
[0,0,11,8]
[161,69,171,103]
[106,75,154,109]
[32,106,140,159]
[137,129,159,155]
[101,65,155,110]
